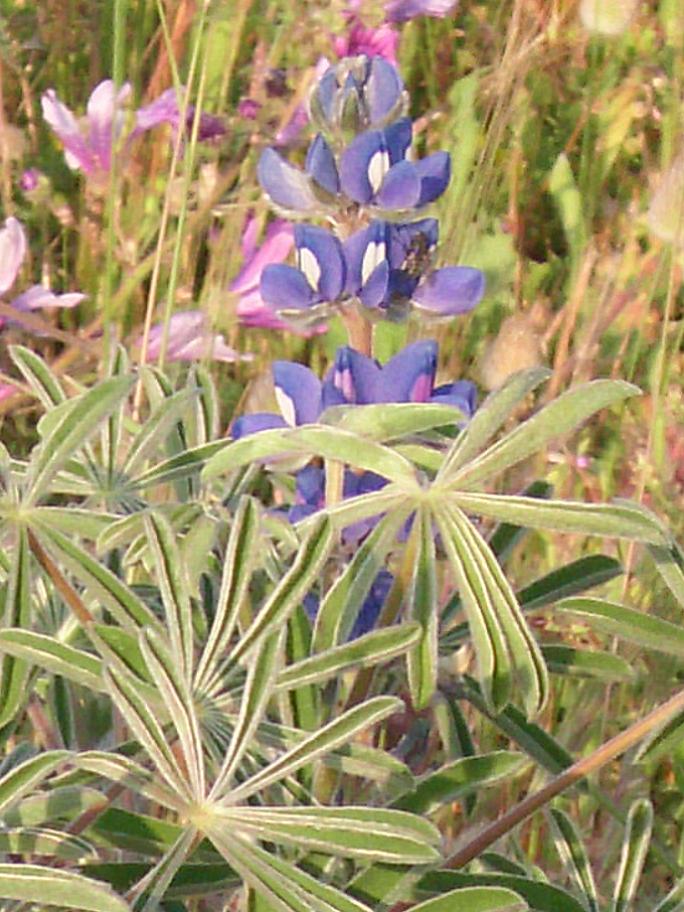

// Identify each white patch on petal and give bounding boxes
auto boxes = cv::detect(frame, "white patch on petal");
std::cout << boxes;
[298,247,321,291]
[361,241,386,285]
[367,149,390,193]
[275,387,297,426]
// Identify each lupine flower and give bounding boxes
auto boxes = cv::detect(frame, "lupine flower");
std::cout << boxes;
[42,80,225,182]
[384,0,458,22]
[229,217,296,330]
[143,311,247,363]
[257,132,340,216]
[0,217,84,327]
[309,55,407,135]
[260,225,346,324]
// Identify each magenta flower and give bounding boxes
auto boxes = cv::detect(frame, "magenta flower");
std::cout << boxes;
[143,311,249,363]
[41,80,132,178]
[384,0,458,22]
[42,80,225,182]
[332,18,399,64]
[229,217,296,330]
[0,217,85,328]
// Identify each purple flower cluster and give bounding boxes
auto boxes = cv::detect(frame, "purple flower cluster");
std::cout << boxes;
[256,55,484,327]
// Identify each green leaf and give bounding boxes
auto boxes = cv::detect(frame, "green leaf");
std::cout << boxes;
[228,515,333,665]
[2,785,103,828]
[556,597,684,657]
[226,696,402,804]
[276,624,421,692]
[411,886,527,912]
[549,152,586,260]
[0,750,70,818]
[418,872,587,912]
[144,512,194,679]
[549,808,599,912]
[0,864,131,911]
[0,629,103,691]
[104,668,192,802]
[195,496,260,692]
[407,508,439,710]
[10,344,67,408]
[139,630,205,799]
[649,542,684,611]
[451,493,668,546]
[438,505,548,716]
[612,799,653,912]
[101,344,129,479]
[211,630,283,800]
[392,752,524,815]
[635,707,684,764]
[24,375,135,505]
[122,389,196,477]
[0,826,95,859]
[75,752,183,812]
[313,510,407,651]
[40,527,159,631]
[654,879,684,912]
[130,441,227,490]
[321,402,466,440]
[30,507,122,540]
[541,645,635,681]
[438,368,551,480]
[0,527,31,728]
[203,425,419,488]
[447,380,639,491]
[216,806,441,864]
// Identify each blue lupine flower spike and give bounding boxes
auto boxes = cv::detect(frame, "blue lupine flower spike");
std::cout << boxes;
[310,56,407,135]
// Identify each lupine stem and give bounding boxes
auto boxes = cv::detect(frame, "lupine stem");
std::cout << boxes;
[341,304,373,356]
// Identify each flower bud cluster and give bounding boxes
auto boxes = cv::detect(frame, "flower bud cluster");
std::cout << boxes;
[256,55,484,328]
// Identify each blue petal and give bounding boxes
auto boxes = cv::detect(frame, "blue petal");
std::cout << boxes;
[261,264,316,311]
[360,260,391,309]
[272,361,323,425]
[365,57,405,126]
[305,134,340,195]
[295,464,326,506]
[294,225,346,301]
[320,369,350,410]
[414,151,451,205]
[343,225,373,295]
[330,346,381,404]
[232,412,287,439]
[350,569,394,639]
[339,130,385,203]
[311,68,338,124]
[376,160,421,210]
[412,266,485,315]
[383,117,413,165]
[388,219,439,269]
[431,380,478,419]
[374,340,437,402]
[257,148,317,213]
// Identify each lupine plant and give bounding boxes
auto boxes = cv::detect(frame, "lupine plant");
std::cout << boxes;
[2,47,684,912]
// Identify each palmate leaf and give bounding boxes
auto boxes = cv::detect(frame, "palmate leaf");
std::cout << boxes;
[208,828,369,912]
[0,629,103,692]
[613,799,653,912]
[541,645,635,682]
[437,504,548,716]
[75,752,184,812]
[438,368,551,480]
[549,808,599,912]
[144,512,194,680]
[23,374,135,506]
[210,630,283,799]
[411,886,527,912]
[0,864,131,911]
[225,696,402,804]
[139,630,205,799]
[322,402,467,441]
[391,751,525,815]
[203,425,420,488]
[276,623,421,692]
[418,873,586,912]
[100,344,129,481]
[443,378,639,490]
[121,389,196,477]
[0,526,31,729]
[214,806,440,864]
[10,343,67,409]
[0,750,70,818]
[406,507,439,710]
[194,495,261,693]
[0,826,95,859]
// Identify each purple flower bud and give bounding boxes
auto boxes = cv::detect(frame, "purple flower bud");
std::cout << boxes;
[20,168,42,192]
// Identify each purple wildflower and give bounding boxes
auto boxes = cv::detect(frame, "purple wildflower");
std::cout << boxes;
[0,217,85,327]
[332,19,399,65]
[143,311,249,363]
[384,0,458,22]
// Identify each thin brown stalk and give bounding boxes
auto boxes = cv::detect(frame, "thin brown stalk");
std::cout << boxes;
[28,530,95,626]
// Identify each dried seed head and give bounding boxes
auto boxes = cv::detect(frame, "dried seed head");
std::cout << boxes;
[579,0,638,37]
[479,314,544,391]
